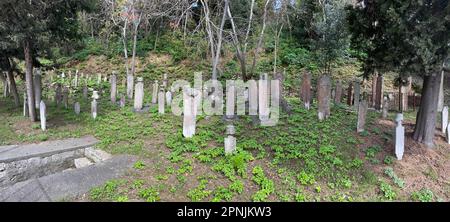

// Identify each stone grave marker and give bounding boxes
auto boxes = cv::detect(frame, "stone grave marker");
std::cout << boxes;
[91,91,99,119]
[442,106,448,134]
[357,100,368,133]
[334,81,343,104]
[158,89,165,114]
[134,77,144,111]
[300,72,312,110]
[224,125,236,155]
[317,75,331,121]
[382,96,389,118]
[152,80,159,104]
[40,100,46,131]
[74,102,80,115]
[110,72,117,103]
[395,113,405,160]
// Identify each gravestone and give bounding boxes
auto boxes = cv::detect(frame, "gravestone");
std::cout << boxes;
[442,106,448,134]
[446,123,450,144]
[33,70,42,108]
[353,81,360,109]
[334,81,343,104]
[23,92,29,117]
[382,96,389,118]
[226,81,236,119]
[63,87,69,109]
[438,70,445,112]
[248,80,258,115]
[347,82,353,106]
[119,94,126,108]
[152,80,159,104]
[83,85,88,99]
[97,73,102,84]
[258,75,270,121]
[183,88,199,138]
[375,75,384,110]
[317,75,331,121]
[110,73,117,103]
[127,75,134,99]
[224,125,236,155]
[40,100,46,131]
[74,102,80,115]
[163,73,168,89]
[134,77,144,111]
[395,113,405,160]
[300,72,312,110]
[274,71,292,114]
[158,89,165,114]
[166,91,172,107]
[74,70,79,88]
[357,100,368,133]
[91,91,99,119]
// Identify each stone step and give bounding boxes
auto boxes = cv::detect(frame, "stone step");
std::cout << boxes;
[0,136,98,163]
[0,155,137,202]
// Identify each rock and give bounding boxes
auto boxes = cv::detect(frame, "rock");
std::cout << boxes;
[84,148,112,163]
[74,157,94,168]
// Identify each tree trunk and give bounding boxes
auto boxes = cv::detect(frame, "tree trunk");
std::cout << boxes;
[24,39,37,121]
[7,68,20,107]
[413,73,441,147]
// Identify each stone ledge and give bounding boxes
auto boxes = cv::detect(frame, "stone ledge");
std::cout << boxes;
[0,136,98,163]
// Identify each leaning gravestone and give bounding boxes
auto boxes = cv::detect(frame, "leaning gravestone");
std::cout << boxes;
[317,75,331,121]
[224,125,236,155]
[74,102,80,115]
[300,72,312,110]
[357,100,368,133]
[395,113,405,160]
[442,106,448,134]
[158,89,165,114]
[134,77,144,111]
[40,100,46,131]
[334,81,343,104]
[152,80,159,104]
[382,96,389,118]
[91,91,99,119]
[353,81,361,109]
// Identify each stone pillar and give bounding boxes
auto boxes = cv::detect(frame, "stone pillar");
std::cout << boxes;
[300,72,312,110]
[226,81,236,119]
[357,100,368,132]
[33,69,42,109]
[152,80,159,104]
[334,81,343,104]
[353,81,360,110]
[438,70,445,112]
[224,125,236,155]
[347,82,353,106]
[258,76,270,121]
[317,75,331,121]
[74,70,79,88]
[395,113,405,160]
[134,77,144,111]
[40,100,46,131]
[97,73,102,85]
[375,75,384,110]
[91,91,99,119]
[63,87,69,109]
[55,84,62,106]
[382,96,389,118]
[163,73,168,89]
[74,102,80,115]
[442,106,448,134]
[158,89,165,114]
[110,72,117,103]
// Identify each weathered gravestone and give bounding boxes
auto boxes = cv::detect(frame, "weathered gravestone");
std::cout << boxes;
[224,125,236,155]
[347,82,353,106]
[274,71,292,114]
[74,102,80,115]
[317,75,331,121]
[23,92,29,117]
[395,113,405,160]
[110,73,117,104]
[119,94,126,108]
[353,81,361,109]
[152,80,159,104]
[300,72,312,110]
[63,87,69,109]
[382,96,389,118]
[33,69,42,108]
[158,89,165,114]
[91,91,99,119]
[183,88,201,138]
[166,91,172,107]
[357,100,368,133]
[442,106,448,134]
[134,77,144,111]
[226,81,236,119]
[371,74,378,107]
[334,81,343,104]
[83,85,88,99]
[40,100,46,131]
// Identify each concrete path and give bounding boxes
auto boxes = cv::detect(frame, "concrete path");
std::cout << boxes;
[0,155,136,202]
